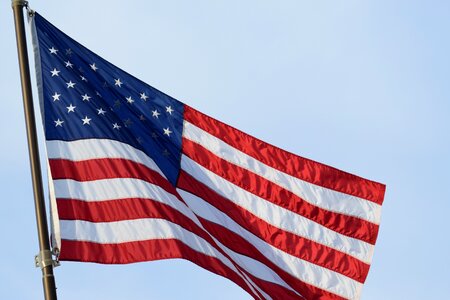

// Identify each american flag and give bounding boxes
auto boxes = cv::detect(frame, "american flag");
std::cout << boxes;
[32,12,385,300]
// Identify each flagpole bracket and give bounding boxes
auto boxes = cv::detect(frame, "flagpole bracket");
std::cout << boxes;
[11,0,34,17]
[35,250,60,269]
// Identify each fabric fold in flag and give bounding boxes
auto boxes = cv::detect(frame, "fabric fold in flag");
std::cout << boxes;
[31,12,385,300]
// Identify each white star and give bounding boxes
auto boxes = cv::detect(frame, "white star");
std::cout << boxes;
[139,114,146,121]
[50,68,60,77]
[166,106,174,115]
[113,123,121,130]
[152,110,160,118]
[66,81,76,88]
[65,48,73,56]
[54,119,64,127]
[66,104,76,113]
[163,127,172,137]
[140,92,149,101]
[49,47,58,54]
[52,92,61,101]
[96,91,102,98]
[65,60,73,68]
[114,78,122,87]
[97,108,106,115]
[90,63,98,71]
[81,94,91,101]
[126,96,134,104]
[80,75,87,82]
[82,116,91,125]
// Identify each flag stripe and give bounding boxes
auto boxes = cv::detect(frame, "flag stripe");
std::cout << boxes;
[61,238,316,300]
[49,158,176,196]
[178,189,364,294]
[182,137,379,244]
[46,139,166,179]
[184,106,385,205]
[57,194,361,298]
[54,176,351,298]
[51,155,366,292]
[53,173,308,297]
[54,163,373,265]
[60,218,303,298]
[50,155,376,250]
[189,215,347,300]
[180,155,374,264]
[60,238,266,299]
[49,139,370,298]
[57,199,272,300]
[183,120,382,225]
[178,171,370,284]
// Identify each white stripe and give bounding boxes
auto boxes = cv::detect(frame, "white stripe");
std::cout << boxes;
[54,177,178,204]
[183,121,381,225]
[178,188,362,299]
[60,218,286,299]
[181,154,374,264]
[46,139,166,179]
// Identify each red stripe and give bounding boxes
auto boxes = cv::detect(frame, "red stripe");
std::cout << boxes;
[178,170,370,283]
[182,138,379,245]
[60,239,263,299]
[184,105,386,205]
[58,198,342,299]
[49,158,178,197]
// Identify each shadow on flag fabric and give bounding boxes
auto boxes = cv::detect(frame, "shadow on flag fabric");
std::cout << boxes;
[30,12,386,300]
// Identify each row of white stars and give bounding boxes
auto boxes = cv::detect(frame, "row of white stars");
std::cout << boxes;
[50,73,150,100]
[60,102,167,118]
[50,77,158,108]
[53,117,173,137]
[51,89,173,111]
[50,67,148,99]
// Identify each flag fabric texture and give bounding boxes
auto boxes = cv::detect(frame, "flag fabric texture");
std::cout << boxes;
[31,12,385,300]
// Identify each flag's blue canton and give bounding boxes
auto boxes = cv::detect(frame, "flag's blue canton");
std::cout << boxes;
[34,13,184,185]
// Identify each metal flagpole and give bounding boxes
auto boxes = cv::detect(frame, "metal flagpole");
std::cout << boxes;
[11,1,58,299]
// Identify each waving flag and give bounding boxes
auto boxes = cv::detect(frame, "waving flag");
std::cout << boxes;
[31,12,385,300]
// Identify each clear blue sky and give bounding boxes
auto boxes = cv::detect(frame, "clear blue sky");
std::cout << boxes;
[1,1,449,299]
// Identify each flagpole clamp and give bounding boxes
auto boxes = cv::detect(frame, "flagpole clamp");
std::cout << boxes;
[35,250,60,269]
[11,0,33,16]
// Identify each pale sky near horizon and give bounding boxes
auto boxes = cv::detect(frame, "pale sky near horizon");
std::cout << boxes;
[1,1,449,299]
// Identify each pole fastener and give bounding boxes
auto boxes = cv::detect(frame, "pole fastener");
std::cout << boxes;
[35,250,60,269]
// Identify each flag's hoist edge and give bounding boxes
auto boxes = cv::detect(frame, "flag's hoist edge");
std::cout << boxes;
[30,12,386,300]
